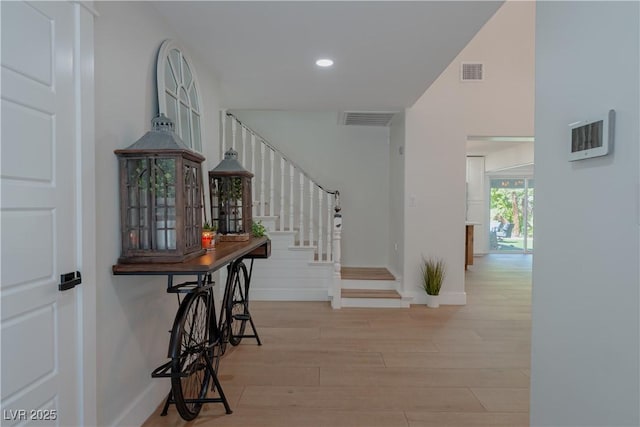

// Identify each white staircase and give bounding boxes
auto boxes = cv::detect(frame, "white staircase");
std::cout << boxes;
[221,112,409,308]
[249,216,333,301]
[339,268,410,308]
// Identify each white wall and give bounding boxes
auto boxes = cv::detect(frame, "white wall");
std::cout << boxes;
[94,3,223,425]
[404,1,535,304]
[388,113,405,278]
[531,2,639,426]
[230,110,390,267]
[484,142,534,172]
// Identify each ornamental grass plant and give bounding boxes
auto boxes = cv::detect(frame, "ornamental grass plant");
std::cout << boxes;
[421,257,446,296]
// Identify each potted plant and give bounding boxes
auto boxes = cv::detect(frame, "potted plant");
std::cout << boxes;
[251,220,268,238]
[421,257,445,308]
[201,221,217,250]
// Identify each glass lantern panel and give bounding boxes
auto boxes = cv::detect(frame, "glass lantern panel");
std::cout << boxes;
[167,230,177,250]
[128,230,139,250]
[156,228,167,250]
[140,229,150,250]
[128,208,138,227]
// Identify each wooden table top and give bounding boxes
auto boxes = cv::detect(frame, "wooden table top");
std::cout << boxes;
[112,236,270,275]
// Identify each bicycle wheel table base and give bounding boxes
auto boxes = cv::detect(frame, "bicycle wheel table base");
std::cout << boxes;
[113,238,271,422]
[227,260,262,346]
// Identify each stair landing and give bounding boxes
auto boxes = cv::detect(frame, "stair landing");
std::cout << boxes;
[338,267,407,308]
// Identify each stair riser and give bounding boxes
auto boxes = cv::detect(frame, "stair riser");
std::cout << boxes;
[340,298,410,308]
[341,279,399,291]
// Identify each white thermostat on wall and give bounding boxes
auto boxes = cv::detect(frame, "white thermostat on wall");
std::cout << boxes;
[568,109,615,161]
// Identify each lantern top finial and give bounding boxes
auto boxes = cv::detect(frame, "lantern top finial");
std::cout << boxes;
[224,148,239,160]
[209,147,254,177]
[152,113,175,132]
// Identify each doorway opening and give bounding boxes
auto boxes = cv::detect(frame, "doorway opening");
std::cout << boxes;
[489,177,534,253]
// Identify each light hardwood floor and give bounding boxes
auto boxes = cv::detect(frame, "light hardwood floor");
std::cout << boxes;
[143,254,532,427]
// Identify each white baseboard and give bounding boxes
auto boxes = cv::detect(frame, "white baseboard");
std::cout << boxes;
[408,290,467,305]
[110,381,165,427]
[250,288,330,301]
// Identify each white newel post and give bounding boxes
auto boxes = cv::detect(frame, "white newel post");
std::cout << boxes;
[331,198,343,309]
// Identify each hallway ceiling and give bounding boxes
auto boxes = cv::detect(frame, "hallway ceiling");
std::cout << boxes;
[153,1,503,112]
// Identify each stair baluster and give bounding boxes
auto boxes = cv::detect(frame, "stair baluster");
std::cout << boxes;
[279,156,285,231]
[251,133,257,217]
[308,180,314,248]
[231,117,236,150]
[241,126,246,167]
[299,172,304,245]
[289,162,294,231]
[269,149,275,216]
[260,142,266,217]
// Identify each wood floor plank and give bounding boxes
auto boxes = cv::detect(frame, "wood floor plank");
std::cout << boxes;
[470,387,530,412]
[320,366,530,388]
[238,385,486,412]
[220,348,386,368]
[406,411,529,426]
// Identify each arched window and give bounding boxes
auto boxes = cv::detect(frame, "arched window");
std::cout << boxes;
[157,40,202,152]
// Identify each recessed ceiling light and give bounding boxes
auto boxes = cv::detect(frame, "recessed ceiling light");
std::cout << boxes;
[315,58,334,67]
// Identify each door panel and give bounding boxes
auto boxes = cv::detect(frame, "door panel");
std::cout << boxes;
[1,2,80,425]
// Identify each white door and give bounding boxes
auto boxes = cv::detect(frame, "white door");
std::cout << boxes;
[1,2,83,425]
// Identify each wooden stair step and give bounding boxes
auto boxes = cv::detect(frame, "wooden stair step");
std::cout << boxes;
[341,267,395,281]
[341,289,401,299]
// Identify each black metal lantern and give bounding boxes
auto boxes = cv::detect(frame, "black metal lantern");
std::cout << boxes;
[115,114,205,263]
[209,148,253,241]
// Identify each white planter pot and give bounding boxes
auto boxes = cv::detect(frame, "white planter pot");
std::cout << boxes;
[426,294,440,308]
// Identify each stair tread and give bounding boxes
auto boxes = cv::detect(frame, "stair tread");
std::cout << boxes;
[341,267,395,281]
[341,289,401,299]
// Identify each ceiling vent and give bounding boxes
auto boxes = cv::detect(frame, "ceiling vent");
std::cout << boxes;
[340,111,396,127]
[461,63,484,81]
